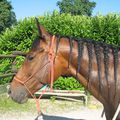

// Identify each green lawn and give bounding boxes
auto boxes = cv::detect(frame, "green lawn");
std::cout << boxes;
[0,94,36,112]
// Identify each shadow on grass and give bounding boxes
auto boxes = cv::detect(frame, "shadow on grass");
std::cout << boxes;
[35,113,85,120]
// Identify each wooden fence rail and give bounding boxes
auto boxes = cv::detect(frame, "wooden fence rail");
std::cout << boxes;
[0,51,26,59]
[0,51,25,78]
[0,73,16,78]
[35,89,88,105]
[0,55,17,58]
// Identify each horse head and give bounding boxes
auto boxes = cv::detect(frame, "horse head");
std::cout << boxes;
[9,19,70,103]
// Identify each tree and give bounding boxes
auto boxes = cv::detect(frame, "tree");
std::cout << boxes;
[57,0,96,16]
[0,0,17,34]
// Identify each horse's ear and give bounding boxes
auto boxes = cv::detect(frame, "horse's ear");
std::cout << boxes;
[35,17,42,37]
[35,18,50,40]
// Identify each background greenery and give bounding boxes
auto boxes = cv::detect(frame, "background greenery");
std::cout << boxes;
[57,0,96,16]
[0,12,120,90]
[0,0,16,34]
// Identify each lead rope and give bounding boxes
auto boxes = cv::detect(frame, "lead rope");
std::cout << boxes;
[35,35,55,120]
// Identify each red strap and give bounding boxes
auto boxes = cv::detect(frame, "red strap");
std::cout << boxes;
[49,35,55,91]
[36,35,55,113]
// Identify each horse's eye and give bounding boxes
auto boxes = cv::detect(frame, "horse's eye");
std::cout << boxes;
[39,48,44,52]
[26,55,34,61]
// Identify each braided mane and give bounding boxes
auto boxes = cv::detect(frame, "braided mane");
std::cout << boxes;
[55,35,120,96]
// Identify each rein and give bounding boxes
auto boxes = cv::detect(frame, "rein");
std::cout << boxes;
[13,35,55,114]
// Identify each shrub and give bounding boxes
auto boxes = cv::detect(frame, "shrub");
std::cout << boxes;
[53,77,84,90]
[1,12,120,54]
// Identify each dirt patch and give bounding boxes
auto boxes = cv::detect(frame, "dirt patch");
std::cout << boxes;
[0,95,106,120]
[0,107,105,120]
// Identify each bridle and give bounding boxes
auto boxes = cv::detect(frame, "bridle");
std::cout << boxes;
[13,35,56,114]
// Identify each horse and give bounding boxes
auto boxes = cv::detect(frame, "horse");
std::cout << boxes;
[8,18,120,120]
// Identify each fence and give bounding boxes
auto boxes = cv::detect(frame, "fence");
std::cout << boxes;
[0,51,26,78]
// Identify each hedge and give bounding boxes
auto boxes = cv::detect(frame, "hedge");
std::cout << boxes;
[53,77,84,90]
[1,12,120,54]
[0,12,120,89]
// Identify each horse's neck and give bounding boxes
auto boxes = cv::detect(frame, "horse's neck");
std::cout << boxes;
[57,38,120,118]
[59,39,106,103]
[60,39,95,79]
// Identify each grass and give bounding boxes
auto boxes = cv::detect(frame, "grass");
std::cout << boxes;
[0,94,86,114]
[0,93,103,115]
[0,94,36,112]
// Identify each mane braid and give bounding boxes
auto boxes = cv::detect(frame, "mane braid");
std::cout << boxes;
[103,45,110,99]
[68,37,73,68]
[55,35,61,55]
[86,41,93,86]
[112,48,119,99]
[76,40,84,76]
[94,43,102,93]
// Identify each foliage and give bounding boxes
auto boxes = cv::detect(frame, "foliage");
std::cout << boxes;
[0,17,37,84]
[0,18,37,54]
[53,77,84,90]
[41,12,120,46]
[0,59,13,84]
[57,0,96,16]
[90,14,120,45]
[0,13,120,90]
[1,13,120,53]
[0,0,17,34]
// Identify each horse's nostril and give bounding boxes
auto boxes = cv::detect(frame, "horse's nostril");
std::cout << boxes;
[8,88,11,94]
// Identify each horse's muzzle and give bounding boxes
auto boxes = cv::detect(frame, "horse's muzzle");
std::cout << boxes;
[8,85,28,104]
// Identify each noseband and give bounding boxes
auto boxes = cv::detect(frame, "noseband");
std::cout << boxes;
[13,35,55,113]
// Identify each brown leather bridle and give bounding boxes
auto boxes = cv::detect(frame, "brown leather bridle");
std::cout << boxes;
[13,35,55,113]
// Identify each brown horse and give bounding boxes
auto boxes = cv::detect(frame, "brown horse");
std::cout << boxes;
[9,19,120,120]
